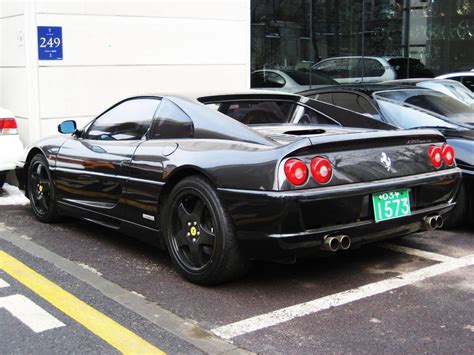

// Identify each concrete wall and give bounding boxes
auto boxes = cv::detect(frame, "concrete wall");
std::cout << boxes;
[0,0,30,143]
[0,0,251,144]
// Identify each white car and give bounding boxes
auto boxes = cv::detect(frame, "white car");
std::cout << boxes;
[436,71,474,93]
[312,56,433,84]
[250,69,338,93]
[0,108,24,188]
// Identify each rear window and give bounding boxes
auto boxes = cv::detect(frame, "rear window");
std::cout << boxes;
[213,101,295,124]
[375,89,474,125]
[284,71,337,86]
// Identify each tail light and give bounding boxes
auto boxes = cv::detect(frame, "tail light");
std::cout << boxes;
[284,159,308,186]
[310,157,333,184]
[428,145,442,168]
[441,144,455,166]
[0,118,18,135]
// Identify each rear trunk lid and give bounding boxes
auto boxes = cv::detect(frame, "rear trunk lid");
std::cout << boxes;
[252,124,450,190]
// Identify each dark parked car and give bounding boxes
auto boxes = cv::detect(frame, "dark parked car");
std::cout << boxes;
[17,95,461,284]
[298,85,474,226]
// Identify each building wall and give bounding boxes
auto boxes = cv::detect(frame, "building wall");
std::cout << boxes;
[1,0,251,144]
[0,1,29,143]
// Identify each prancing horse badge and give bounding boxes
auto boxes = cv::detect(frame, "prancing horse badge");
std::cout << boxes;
[381,152,392,172]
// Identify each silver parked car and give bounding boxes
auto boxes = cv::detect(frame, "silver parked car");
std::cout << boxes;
[312,56,433,84]
[250,69,338,93]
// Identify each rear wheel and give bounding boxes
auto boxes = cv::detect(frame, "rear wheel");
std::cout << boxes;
[163,176,249,285]
[27,154,59,223]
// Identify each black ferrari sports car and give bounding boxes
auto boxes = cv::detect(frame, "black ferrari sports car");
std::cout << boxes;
[17,94,461,285]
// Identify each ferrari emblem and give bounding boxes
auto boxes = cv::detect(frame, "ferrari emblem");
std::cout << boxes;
[380,152,392,172]
[190,226,197,237]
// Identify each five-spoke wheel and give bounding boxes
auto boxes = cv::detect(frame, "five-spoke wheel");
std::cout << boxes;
[164,176,248,285]
[27,154,59,222]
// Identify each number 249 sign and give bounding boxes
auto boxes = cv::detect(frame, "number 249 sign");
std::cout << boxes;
[37,26,63,60]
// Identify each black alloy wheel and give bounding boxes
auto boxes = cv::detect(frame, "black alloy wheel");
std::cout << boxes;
[164,176,249,285]
[28,154,59,222]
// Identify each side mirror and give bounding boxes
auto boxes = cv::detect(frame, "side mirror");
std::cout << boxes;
[58,120,77,134]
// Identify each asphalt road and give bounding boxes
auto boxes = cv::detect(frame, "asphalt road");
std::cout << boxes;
[0,184,473,354]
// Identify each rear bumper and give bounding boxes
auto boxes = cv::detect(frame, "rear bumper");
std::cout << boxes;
[0,136,23,172]
[218,169,462,258]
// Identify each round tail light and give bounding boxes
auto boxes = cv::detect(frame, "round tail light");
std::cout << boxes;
[310,157,333,184]
[441,144,455,166]
[284,159,308,186]
[428,145,443,169]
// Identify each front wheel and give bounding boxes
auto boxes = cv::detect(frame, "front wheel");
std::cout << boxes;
[162,176,249,285]
[27,154,60,223]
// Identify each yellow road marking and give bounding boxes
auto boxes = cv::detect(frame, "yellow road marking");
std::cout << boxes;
[0,250,165,354]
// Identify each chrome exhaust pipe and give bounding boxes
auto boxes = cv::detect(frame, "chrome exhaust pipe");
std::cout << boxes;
[321,236,340,252]
[424,215,442,230]
[337,235,351,250]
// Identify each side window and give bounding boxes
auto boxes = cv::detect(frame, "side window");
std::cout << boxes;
[251,72,285,88]
[314,58,360,79]
[312,93,333,104]
[331,93,378,116]
[461,76,474,92]
[148,98,193,139]
[86,98,160,140]
[251,72,266,88]
[264,72,286,88]
[360,59,385,77]
[297,106,338,125]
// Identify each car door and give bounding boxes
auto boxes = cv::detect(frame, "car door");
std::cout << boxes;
[54,97,160,222]
[126,98,194,229]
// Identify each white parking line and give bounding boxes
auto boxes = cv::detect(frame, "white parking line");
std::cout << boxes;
[380,243,455,263]
[211,254,474,340]
[0,294,65,333]
[0,278,10,288]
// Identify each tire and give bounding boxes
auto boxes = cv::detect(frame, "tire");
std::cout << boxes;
[27,154,60,223]
[0,172,6,189]
[444,182,468,228]
[162,176,249,285]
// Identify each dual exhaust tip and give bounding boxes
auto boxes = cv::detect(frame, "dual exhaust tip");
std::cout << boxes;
[322,215,443,252]
[424,214,444,230]
[322,234,351,252]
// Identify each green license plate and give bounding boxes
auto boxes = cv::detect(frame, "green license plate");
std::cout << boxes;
[372,189,411,223]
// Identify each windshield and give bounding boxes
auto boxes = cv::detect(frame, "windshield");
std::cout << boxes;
[284,70,337,86]
[417,81,474,106]
[374,89,474,125]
